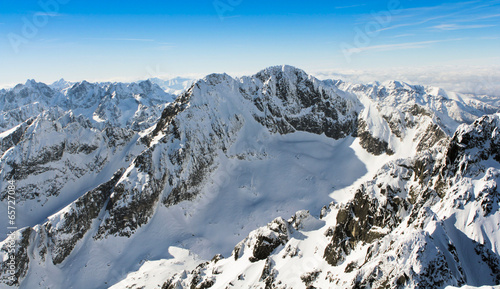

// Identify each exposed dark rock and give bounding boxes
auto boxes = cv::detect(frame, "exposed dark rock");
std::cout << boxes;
[0,169,125,280]
[474,241,500,283]
[301,270,321,287]
[409,104,431,117]
[444,114,500,174]
[195,279,215,289]
[383,115,402,138]
[396,273,408,287]
[163,154,214,207]
[416,123,447,152]
[352,265,382,289]
[344,261,358,273]
[0,227,32,286]
[47,168,125,264]
[324,186,407,266]
[0,118,33,155]
[414,249,455,289]
[260,257,277,289]
[211,254,223,263]
[7,142,66,180]
[250,66,358,140]
[358,119,394,155]
[146,85,192,146]
[161,278,176,289]
[250,219,289,262]
[96,179,163,238]
[233,218,290,263]
[187,262,214,289]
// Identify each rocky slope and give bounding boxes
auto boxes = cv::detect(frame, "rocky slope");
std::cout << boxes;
[144,113,500,289]
[0,80,174,235]
[0,65,498,289]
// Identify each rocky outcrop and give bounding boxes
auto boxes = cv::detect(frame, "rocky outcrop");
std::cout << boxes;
[357,119,394,155]
[233,217,290,262]
[445,113,500,172]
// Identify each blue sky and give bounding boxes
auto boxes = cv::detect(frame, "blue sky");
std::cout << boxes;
[0,0,499,88]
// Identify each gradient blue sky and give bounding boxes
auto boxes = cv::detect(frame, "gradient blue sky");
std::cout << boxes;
[0,0,499,87]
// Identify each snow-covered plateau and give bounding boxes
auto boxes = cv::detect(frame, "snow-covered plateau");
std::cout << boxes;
[0,65,499,289]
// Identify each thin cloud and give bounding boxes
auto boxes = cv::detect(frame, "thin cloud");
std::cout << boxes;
[391,34,414,38]
[453,13,500,23]
[354,1,475,25]
[39,38,61,43]
[477,13,500,20]
[34,12,63,17]
[220,15,241,19]
[468,0,500,10]
[375,14,460,33]
[346,41,433,53]
[478,36,500,40]
[151,41,176,50]
[369,0,495,33]
[375,23,415,33]
[394,0,482,15]
[432,24,495,30]
[85,38,155,42]
[345,38,464,54]
[154,45,176,51]
[335,4,366,9]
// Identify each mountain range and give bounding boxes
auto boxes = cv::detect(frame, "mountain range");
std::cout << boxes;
[0,65,499,289]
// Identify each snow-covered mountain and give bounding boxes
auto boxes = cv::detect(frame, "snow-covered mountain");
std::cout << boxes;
[147,77,196,95]
[0,80,175,237]
[0,65,498,289]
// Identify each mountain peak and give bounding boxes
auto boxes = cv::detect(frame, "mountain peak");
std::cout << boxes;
[24,79,38,87]
[25,78,36,84]
[255,65,308,78]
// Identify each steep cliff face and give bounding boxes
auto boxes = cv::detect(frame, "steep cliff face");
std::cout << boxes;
[245,66,359,138]
[0,66,497,289]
